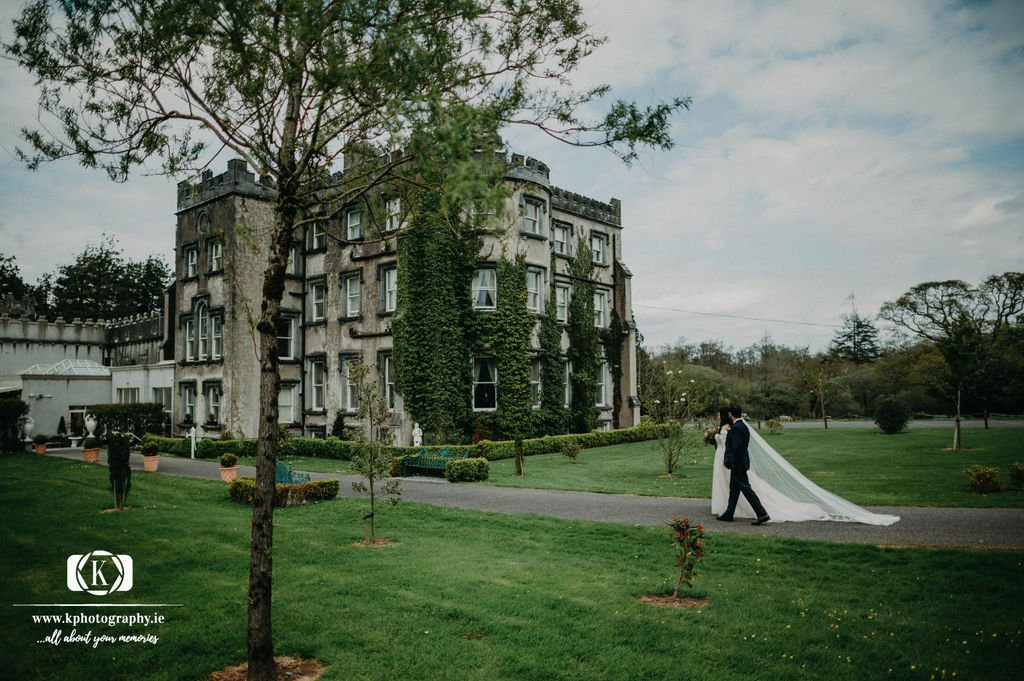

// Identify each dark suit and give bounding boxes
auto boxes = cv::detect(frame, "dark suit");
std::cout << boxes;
[722,418,768,519]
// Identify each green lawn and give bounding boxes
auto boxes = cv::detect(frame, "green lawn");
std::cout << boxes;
[235,454,353,476]
[487,428,1024,507]
[1,454,1022,681]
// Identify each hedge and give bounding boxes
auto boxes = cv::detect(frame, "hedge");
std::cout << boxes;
[445,457,490,482]
[228,477,340,507]
[90,403,165,437]
[144,423,669,463]
[0,399,29,453]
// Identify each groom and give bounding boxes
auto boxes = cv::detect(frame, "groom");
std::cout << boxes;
[716,404,771,526]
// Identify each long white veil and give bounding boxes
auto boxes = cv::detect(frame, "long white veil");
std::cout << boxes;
[747,425,900,525]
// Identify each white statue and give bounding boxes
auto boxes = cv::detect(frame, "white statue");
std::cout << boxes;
[412,422,423,447]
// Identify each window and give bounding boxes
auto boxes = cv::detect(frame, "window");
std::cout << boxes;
[310,281,326,321]
[563,361,572,407]
[207,239,223,271]
[277,316,298,359]
[591,231,609,265]
[526,267,544,313]
[339,355,360,412]
[381,265,397,313]
[184,317,196,361]
[197,302,209,358]
[385,197,401,232]
[473,358,497,410]
[278,384,297,424]
[555,284,570,323]
[522,198,545,237]
[309,221,326,250]
[380,353,396,409]
[309,359,326,411]
[552,222,571,255]
[116,387,140,404]
[596,361,612,408]
[593,289,609,328]
[346,209,363,241]
[205,383,221,422]
[153,387,172,415]
[341,272,361,318]
[211,316,223,359]
[530,358,542,408]
[286,242,302,275]
[184,247,198,278]
[472,268,496,310]
[181,383,196,422]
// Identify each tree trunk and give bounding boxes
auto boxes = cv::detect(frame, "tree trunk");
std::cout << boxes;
[953,385,963,451]
[514,437,524,476]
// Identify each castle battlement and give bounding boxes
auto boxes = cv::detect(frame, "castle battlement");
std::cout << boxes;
[551,186,621,226]
[0,314,108,345]
[506,153,551,188]
[176,158,276,212]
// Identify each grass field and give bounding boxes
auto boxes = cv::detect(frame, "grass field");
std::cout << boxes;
[487,427,1024,507]
[1,454,1021,681]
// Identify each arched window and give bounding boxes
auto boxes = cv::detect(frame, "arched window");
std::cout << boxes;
[196,302,209,359]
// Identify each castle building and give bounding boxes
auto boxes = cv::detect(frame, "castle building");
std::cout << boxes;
[173,156,639,443]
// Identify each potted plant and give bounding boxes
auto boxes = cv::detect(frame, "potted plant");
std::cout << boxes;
[82,436,102,463]
[141,441,160,472]
[32,433,48,454]
[219,453,239,483]
[207,412,218,425]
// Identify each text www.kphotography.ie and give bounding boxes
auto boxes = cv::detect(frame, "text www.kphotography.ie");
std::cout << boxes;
[14,551,180,649]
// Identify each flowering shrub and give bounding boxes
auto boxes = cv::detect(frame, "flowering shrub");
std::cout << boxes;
[668,517,705,597]
[965,465,1001,493]
[766,419,783,434]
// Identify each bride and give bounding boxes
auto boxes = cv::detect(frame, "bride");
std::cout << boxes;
[710,408,899,525]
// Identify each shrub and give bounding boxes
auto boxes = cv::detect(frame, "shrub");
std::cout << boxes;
[228,477,339,506]
[669,517,705,597]
[965,465,1001,493]
[33,433,49,445]
[1008,462,1024,489]
[445,457,490,482]
[561,440,581,463]
[83,436,102,449]
[220,453,237,468]
[874,395,911,434]
[140,441,159,456]
[766,418,783,434]
[107,432,132,510]
[0,399,29,453]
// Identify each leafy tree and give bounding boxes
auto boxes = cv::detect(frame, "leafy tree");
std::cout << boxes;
[800,353,844,428]
[348,361,401,544]
[880,273,1024,448]
[6,2,685,677]
[830,310,881,364]
[0,254,30,313]
[38,235,170,321]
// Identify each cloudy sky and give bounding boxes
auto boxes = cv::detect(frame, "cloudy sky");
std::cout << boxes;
[2,0,1022,353]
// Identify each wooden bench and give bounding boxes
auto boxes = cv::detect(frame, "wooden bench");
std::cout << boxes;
[400,447,465,477]
[275,461,311,485]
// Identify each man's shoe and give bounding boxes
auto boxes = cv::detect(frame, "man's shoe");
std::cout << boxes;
[715,515,733,522]
[752,515,770,526]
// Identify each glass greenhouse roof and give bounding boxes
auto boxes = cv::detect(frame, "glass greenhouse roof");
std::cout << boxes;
[21,359,110,376]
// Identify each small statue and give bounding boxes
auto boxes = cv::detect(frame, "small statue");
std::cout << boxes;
[412,422,423,447]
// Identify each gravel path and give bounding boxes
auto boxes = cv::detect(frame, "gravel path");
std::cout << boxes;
[44,448,1024,550]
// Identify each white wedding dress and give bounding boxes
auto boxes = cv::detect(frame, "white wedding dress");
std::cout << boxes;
[711,422,899,525]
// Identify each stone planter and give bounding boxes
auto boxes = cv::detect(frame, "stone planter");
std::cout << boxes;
[143,454,160,472]
[82,448,100,464]
[219,466,239,483]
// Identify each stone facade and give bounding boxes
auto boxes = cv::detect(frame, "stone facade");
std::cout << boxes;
[173,157,639,441]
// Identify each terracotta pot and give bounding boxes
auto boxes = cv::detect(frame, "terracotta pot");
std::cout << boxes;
[219,466,239,483]
[34,444,46,455]
[83,448,100,463]
[143,454,160,472]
